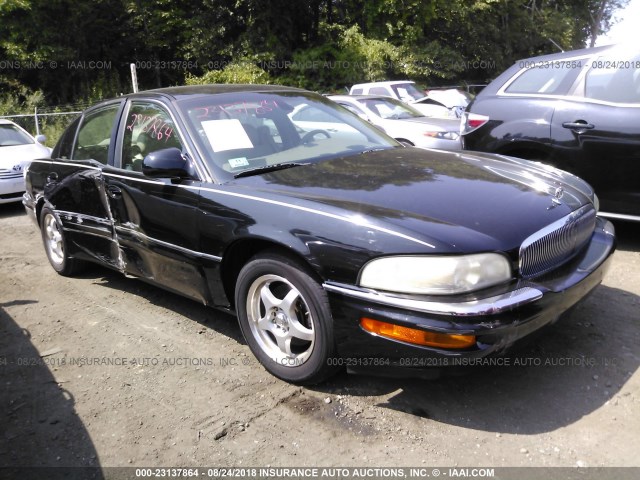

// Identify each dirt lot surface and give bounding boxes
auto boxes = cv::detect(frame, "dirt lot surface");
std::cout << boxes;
[1,201,639,472]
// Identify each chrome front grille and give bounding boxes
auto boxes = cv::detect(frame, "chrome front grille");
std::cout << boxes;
[0,168,23,180]
[519,205,596,278]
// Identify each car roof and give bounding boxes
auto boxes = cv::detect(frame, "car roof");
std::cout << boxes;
[86,84,310,111]
[351,81,415,88]
[136,84,306,100]
[516,44,612,63]
[329,94,400,101]
[0,119,19,126]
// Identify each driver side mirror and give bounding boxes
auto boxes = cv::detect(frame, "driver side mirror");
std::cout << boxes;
[142,147,191,179]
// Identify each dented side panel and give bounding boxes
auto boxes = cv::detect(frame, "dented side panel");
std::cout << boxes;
[42,162,121,269]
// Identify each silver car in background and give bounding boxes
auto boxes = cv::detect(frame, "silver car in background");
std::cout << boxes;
[328,95,462,150]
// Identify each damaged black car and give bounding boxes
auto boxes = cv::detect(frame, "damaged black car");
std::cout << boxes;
[24,85,615,384]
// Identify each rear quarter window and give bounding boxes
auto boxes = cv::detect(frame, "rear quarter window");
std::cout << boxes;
[504,62,582,95]
[585,53,640,104]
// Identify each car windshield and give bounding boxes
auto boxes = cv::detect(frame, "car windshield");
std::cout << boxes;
[0,124,34,147]
[359,97,424,120]
[178,91,398,180]
[389,83,425,102]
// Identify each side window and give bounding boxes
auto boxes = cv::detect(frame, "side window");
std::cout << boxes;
[369,87,390,96]
[52,116,81,159]
[351,88,363,95]
[585,54,640,104]
[121,102,183,171]
[505,63,581,95]
[72,105,120,164]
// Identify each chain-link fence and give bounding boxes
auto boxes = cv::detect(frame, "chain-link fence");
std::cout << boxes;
[1,108,83,146]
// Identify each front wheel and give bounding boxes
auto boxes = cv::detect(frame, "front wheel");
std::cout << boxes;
[40,206,85,276]
[235,252,337,384]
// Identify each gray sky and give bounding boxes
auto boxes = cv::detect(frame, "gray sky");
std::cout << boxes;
[596,0,640,46]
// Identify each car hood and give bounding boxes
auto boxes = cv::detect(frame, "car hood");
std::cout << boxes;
[228,148,595,253]
[0,143,52,166]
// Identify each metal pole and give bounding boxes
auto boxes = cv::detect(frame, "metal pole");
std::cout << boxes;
[130,63,139,93]
[35,107,41,136]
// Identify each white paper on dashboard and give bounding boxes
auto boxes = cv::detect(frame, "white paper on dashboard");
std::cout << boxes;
[201,119,254,152]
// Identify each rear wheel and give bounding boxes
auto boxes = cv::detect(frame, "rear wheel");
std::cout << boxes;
[235,252,337,384]
[40,207,85,276]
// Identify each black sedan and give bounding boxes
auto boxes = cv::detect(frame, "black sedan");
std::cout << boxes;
[462,44,640,221]
[23,85,615,384]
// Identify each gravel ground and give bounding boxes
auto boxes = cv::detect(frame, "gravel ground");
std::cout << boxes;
[1,201,639,473]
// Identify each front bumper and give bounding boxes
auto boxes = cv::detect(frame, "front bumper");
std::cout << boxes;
[324,217,615,374]
[0,177,26,204]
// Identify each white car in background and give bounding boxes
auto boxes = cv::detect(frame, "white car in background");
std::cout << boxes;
[0,119,51,204]
[288,103,370,144]
[329,95,462,150]
[349,81,471,118]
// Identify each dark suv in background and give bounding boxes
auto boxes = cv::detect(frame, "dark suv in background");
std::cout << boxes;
[462,45,640,221]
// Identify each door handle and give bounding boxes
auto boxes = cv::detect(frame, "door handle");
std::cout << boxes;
[46,172,58,183]
[107,185,122,199]
[562,121,594,131]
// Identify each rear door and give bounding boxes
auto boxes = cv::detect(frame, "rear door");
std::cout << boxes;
[42,102,123,269]
[550,53,640,217]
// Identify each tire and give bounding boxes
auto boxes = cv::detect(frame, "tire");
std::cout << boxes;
[235,252,338,384]
[40,206,85,276]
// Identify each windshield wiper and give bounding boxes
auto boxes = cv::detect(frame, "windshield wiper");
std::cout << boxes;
[234,162,307,179]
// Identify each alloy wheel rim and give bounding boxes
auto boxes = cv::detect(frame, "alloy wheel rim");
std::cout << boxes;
[246,274,315,366]
[44,214,64,265]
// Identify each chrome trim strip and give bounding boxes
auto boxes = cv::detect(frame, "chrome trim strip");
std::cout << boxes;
[54,209,221,262]
[323,282,543,317]
[598,211,640,223]
[64,226,116,240]
[115,225,222,262]
[180,184,436,249]
[55,210,112,226]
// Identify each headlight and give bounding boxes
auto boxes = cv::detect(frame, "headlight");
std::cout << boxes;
[359,253,512,295]
[424,131,460,140]
[592,193,599,212]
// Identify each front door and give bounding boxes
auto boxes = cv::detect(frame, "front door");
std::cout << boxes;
[103,100,209,303]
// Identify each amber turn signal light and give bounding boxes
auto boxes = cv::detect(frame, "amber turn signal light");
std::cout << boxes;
[360,317,476,349]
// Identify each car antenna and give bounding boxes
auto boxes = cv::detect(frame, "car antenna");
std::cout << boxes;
[547,38,564,52]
